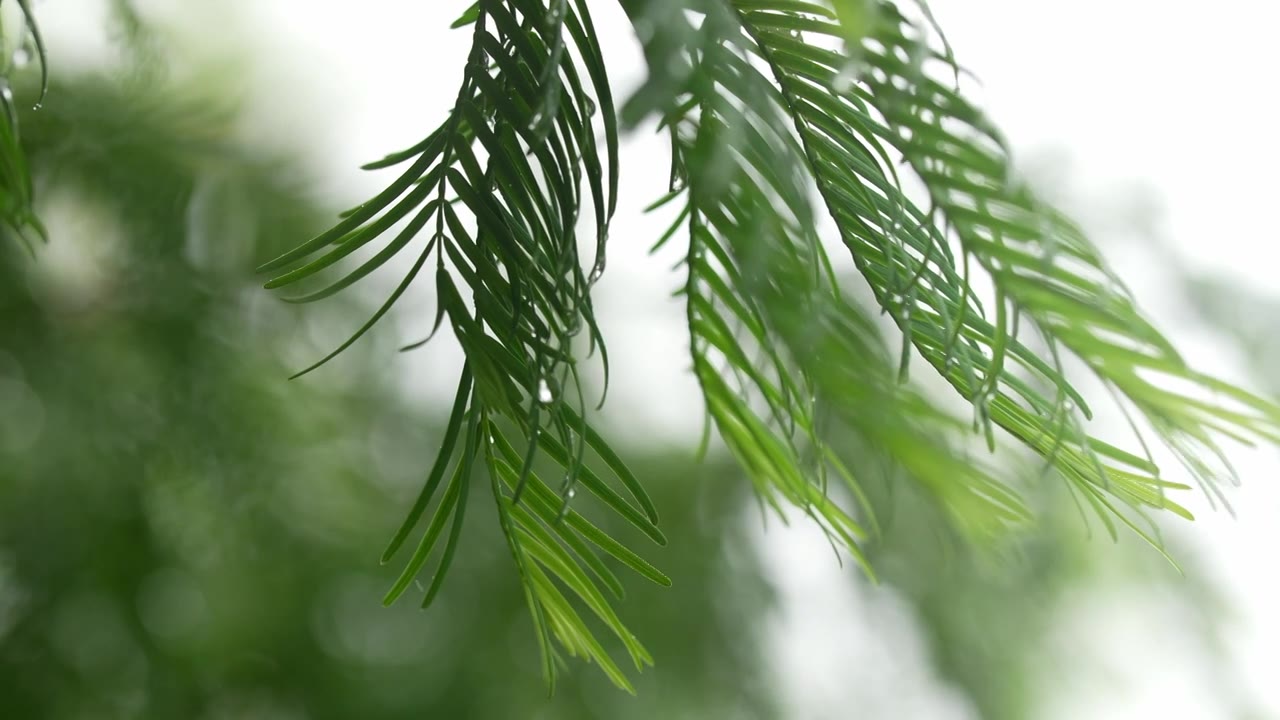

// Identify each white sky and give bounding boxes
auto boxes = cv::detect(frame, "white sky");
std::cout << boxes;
[32,0,1280,717]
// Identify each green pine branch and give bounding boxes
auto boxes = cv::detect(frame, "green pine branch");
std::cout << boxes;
[8,0,1279,694]
[0,0,48,253]
[246,0,1280,689]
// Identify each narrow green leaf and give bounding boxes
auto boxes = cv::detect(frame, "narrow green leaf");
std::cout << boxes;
[382,366,473,563]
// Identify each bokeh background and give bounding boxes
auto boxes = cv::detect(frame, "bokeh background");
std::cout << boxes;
[2,1,1278,718]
